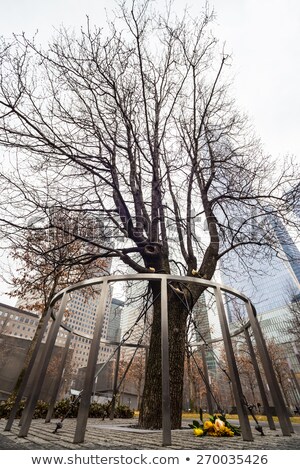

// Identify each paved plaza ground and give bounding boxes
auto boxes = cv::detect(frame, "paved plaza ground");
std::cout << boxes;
[0,417,300,450]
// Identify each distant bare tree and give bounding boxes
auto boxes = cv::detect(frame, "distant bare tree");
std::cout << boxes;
[0,318,11,369]
[118,349,146,409]
[234,343,259,405]
[183,349,207,412]
[0,1,298,428]
[286,295,300,345]
[264,340,294,408]
[6,213,109,395]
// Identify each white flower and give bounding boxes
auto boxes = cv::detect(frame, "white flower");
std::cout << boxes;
[214,418,225,430]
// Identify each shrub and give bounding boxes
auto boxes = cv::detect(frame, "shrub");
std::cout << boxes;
[54,398,79,419]
[114,404,134,419]
[88,402,109,418]
[0,398,26,419]
[33,400,49,419]
[0,397,134,420]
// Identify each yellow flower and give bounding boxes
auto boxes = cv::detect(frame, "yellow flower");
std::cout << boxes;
[191,415,236,437]
[203,421,214,430]
[193,428,204,437]
[223,426,234,437]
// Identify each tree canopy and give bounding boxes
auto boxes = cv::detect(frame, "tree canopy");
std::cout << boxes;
[0,1,297,278]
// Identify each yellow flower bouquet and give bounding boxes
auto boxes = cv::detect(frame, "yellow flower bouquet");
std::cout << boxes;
[189,414,240,437]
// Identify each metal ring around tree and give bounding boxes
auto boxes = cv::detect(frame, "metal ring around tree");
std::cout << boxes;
[9,273,293,446]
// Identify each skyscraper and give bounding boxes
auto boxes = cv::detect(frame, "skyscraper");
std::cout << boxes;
[65,285,115,372]
[220,215,300,372]
[120,279,151,359]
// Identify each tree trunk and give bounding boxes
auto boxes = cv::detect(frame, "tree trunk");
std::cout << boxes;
[139,280,204,429]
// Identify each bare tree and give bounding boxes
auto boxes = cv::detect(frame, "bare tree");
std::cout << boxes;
[286,295,300,345]
[234,343,259,405]
[0,1,298,428]
[6,212,109,394]
[264,340,295,409]
[183,349,207,412]
[118,349,145,409]
[0,317,11,369]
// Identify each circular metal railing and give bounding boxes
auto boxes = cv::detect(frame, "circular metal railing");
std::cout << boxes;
[6,274,293,446]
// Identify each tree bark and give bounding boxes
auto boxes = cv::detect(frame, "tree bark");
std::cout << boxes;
[139,279,204,429]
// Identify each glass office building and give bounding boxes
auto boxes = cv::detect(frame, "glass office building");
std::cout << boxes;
[220,216,300,373]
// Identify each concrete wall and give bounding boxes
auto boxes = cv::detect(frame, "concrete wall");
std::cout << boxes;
[0,334,73,402]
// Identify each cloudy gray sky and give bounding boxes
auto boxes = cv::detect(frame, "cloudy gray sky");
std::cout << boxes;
[1,0,299,158]
[0,0,299,304]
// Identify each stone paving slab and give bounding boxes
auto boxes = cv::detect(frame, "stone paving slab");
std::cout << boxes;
[1,418,300,450]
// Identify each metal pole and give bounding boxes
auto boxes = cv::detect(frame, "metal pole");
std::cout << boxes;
[214,287,253,441]
[18,311,59,429]
[92,375,98,403]
[244,327,276,430]
[200,345,214,415]
[109,346,121,420]
[18,310,63,429]
[45,331,72,423]
[73,281,109,444]
[5,307,53,431]
[161,277,171,446]
[18,293,69,437]
[245,301,293,435]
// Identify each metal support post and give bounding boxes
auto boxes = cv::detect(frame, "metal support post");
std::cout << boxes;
[201,344,214,415]
[161,277,172,446]
[215,287,253,441]
[45,331,72,423]
[244,327,276,430]
[5,307,53,431]
[109,346,121,420]
[245,301,293,435]
[18,293,69,437]
[73,281,109,444]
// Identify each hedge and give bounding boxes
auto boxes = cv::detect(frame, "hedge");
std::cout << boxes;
[0,397,134,419]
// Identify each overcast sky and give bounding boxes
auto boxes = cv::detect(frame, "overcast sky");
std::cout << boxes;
[0,0,299,305]
[1,0,299,158]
